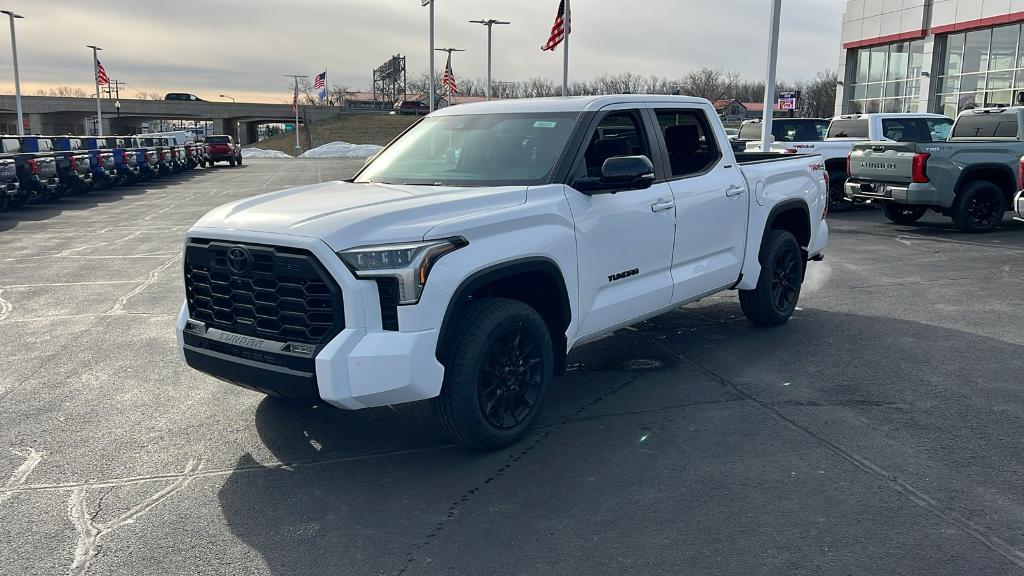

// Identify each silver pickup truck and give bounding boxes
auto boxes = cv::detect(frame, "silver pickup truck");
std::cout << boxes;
[845,107,1024,233]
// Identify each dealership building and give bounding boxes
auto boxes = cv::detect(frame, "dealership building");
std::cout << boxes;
[837,0,1024,116]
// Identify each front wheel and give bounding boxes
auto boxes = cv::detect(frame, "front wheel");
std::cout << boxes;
[953,181,1005,233]
[236,156,243,166]
[739,230,803,327]
[883,203,927,224]
[432,298,553,450]
[228,157,236,166]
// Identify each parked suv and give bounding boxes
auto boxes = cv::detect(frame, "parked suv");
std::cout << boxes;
[205,135,242,166]
[177,95,829,449]
[846,107,1024,232]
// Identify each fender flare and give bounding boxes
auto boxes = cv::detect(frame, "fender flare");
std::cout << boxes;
[435,257,571,364]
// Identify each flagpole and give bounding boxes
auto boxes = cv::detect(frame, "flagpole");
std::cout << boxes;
[87,45,103,136]
[294,76,300,151]
[429,0,435,112]
[562,0,570,97]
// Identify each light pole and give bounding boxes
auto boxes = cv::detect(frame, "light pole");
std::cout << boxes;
[469,19,510,101]
[86,45,103,136]
[284,74,308,153]
[422,0,435,112]
[219,94,235,103]
[2,10,24,135]
[113,99,120,134]
[760,0,782,154]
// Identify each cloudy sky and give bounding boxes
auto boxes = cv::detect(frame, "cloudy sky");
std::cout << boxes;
[0,0,844,103]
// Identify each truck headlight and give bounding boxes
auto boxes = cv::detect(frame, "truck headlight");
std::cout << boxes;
[337,237,467,304]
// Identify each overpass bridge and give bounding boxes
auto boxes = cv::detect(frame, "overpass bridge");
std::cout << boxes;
[0,95,348,144]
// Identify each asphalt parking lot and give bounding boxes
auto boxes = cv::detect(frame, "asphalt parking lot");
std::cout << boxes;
[1,158,1023,576]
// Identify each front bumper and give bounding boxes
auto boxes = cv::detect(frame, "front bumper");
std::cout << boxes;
[2,180,18,198]
[844,180,949,208]
[176,229,447,410]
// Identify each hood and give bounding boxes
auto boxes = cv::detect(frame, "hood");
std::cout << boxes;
[192,180,527,249]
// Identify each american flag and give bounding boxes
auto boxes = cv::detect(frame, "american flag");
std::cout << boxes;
[442,53,458,94]
[541,0,571,51]
[96,60,109,86]
[314,70,327,101]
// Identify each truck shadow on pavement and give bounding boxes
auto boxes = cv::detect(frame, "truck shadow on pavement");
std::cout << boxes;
[216,303,1024,576]
[0,170,207,233]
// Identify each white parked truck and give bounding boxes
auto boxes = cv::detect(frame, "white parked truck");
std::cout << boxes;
[177,95,829,448]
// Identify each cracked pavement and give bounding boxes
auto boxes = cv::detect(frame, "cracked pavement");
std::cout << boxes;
[1,159,1023,575]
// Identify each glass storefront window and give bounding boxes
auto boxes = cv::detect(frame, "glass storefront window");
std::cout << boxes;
[963,29,991,74]
[987,71,1013,90]
[888,43,909,81]
[990,25,1019,70]
[944,33,965,76]
[869,46,887,82]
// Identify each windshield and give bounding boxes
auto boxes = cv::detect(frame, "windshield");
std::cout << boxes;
[355,112,579,186]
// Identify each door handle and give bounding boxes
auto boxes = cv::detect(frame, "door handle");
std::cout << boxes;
[725,185,746,197]
[651,199,675,212]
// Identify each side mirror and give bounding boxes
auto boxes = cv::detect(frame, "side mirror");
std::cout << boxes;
[575,155,655,194]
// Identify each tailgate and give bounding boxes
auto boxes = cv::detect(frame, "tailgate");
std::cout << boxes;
[849,142,918,184]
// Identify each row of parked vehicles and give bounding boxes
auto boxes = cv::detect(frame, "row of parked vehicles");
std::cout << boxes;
[730,108,1024,232]
[0,134,243,212]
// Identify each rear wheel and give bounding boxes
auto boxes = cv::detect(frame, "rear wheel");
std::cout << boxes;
[953,181,1004,233]
[883,203,927,224]
[432,298,553,450]
[739,230,803,327]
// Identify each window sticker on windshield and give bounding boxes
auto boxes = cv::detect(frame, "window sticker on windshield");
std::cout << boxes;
[533,121,558,128]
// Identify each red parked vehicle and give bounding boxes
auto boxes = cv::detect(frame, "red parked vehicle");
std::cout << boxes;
[205,135,242,166]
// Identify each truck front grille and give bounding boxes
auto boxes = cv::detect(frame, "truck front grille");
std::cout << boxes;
[184,239,344,345]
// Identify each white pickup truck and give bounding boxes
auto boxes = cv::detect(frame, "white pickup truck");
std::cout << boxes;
[177,95,829,449]
[745,113,953,210]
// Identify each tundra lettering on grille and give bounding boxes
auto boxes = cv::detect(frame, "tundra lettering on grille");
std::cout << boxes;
[184,239,344,345]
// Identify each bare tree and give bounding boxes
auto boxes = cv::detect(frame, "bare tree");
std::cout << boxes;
[36,85,90,98]
[680,68,741,102]
[792,69,838,118]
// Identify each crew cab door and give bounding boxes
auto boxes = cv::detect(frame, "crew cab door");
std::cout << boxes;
[564,106,676,337]
[651,106,749,301]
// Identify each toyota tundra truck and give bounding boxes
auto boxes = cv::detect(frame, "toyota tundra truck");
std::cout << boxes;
[177,96,829,449]
[846,107,1024,232]
[205,135,242,166]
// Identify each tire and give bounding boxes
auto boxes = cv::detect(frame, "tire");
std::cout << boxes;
[431,297,554,450]
[828,174,855,213]
[953,181,1005,233]
[9,195,27,208]
[883,203,927,224]
[0,194,7,212]
[739,230,803,327]
[228,157,236,166]
[236,156,243,166]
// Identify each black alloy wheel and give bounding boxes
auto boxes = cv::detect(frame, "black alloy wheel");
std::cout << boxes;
[478,327,544,429]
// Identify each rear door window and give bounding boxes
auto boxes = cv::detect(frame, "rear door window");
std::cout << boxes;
[951,113,1019,138]
[925,119,953,141]
[1,138,19,153]
[654,109,722,178]
[882,118,926,142]
[827,119,870,138]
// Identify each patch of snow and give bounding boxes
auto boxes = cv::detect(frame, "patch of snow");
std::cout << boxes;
[299,141,383,159]
[242,148,292,158]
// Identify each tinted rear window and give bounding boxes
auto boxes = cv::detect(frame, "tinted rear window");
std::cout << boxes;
[774,119,829,142]
[738,123,762,140]
[827,119,870,139]
[206,136,230,144]
[951,113,1019,138]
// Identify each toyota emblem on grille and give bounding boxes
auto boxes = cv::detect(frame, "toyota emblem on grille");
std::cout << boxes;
[226,246,252,274]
